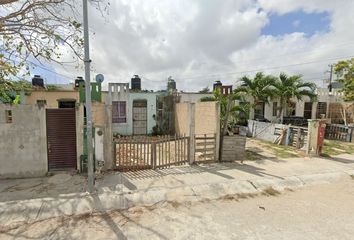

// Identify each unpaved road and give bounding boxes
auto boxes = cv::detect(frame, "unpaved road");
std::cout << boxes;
[1,180,354,240]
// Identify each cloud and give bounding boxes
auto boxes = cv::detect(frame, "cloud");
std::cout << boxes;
[292,19,301,27]
[48,0,354,92]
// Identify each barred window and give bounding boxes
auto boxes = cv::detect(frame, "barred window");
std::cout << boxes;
[112,101,126,123]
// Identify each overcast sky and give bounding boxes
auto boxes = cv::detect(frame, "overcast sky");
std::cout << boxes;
[35,0,354,92]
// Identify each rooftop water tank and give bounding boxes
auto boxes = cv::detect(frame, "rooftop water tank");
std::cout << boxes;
[131,75,141,90]
[32,75,44,88]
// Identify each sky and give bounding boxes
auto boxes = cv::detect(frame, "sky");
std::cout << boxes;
[37,0,354,92]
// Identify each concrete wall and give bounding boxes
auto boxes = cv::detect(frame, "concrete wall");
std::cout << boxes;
[0,104,47,178]
[92,102,106,127]
[179,93,213,103]
[24,90,79,108]
[195,102,219,135]
[175,103,190,135]
[175,102,220,135]
[248,120,288,143]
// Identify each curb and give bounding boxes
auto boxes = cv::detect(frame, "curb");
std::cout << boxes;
[0,171,352,226]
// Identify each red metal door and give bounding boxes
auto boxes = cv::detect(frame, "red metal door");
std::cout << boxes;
[46,109,77,170]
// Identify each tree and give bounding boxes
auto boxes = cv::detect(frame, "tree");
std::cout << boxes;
[199,86,210,93]
[272,73,316,123]
[0,0,107,78]
[334,58,354,101]
[200,88,248,130]
[237,72,276,119]
[0,79,32,103]
[333,59,354,125]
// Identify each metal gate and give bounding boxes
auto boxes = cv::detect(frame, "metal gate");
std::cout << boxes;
[133,100,147,135]
[46,109,77,170]
[114,135,189,171]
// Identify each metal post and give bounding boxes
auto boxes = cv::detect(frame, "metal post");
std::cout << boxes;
[83,0,94,192]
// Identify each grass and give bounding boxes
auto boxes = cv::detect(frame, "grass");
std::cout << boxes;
[253,139,304,159]
[322,140,354,157]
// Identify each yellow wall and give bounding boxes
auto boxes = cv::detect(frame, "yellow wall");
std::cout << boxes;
[92,102,106,127]
[25,90,80,108]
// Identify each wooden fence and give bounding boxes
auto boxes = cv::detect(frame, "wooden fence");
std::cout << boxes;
[114,135,189,171]
[289,126,308,150]
[195,134,217,162]
[325,124,354,142]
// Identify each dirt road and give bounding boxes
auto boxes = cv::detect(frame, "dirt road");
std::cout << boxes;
[1,179,354,240]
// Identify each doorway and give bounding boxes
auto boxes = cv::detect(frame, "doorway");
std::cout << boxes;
[133,100,147,135]
[46,109,77,170]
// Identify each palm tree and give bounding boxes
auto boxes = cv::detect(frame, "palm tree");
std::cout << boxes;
[201,88,247,130]
[237,72,276,119]
[272,73,317,123]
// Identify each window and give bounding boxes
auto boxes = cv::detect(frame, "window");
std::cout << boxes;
[272,102,278,117]
[254,102,265,120]
[37,99,47,107]
[5,110,12,123]
[58,100,76,108]
[112,101,126,123]
[316,102,327,118]
[304,102,313,119]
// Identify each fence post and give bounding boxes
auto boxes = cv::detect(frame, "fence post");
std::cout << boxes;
[285,126,292,146]
[188,103,196,164]
[151,142,157,169]
[348,127,354,142]
[296,127,301,149]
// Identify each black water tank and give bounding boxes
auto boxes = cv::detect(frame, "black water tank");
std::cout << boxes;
[75,76,85,88]
[131,75,141,90]
[32,75,44,88]
[213,80,222,90]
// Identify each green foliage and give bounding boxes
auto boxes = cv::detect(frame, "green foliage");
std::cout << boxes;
[203,88,248,129]
[0,79,32,103]
[200,96,216,102]
[237,72,276,106]
[46,84,60,91]
[271,73,316,121]
[334,58,354,101]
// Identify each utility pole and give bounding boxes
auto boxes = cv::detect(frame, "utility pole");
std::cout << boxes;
[83,0,94,192]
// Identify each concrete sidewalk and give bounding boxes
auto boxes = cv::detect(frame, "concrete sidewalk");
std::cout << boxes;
[1,153,354,227]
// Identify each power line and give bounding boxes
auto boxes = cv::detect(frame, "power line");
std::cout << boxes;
[174,54,354,81]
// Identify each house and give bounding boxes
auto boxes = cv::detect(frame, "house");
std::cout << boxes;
[244,87,353,125]
[105,82,167,135]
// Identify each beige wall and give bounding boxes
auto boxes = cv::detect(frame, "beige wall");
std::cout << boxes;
[92,102,106,127]
[195,102,219,135]
[25,90,79,108]
[175,101,220,135]
[179,93,213,103]
[175,103,190,135]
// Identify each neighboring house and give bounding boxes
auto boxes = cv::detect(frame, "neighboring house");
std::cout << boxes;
[24,84,79,108]
[244,87,352,124]
[106,83,163,135]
